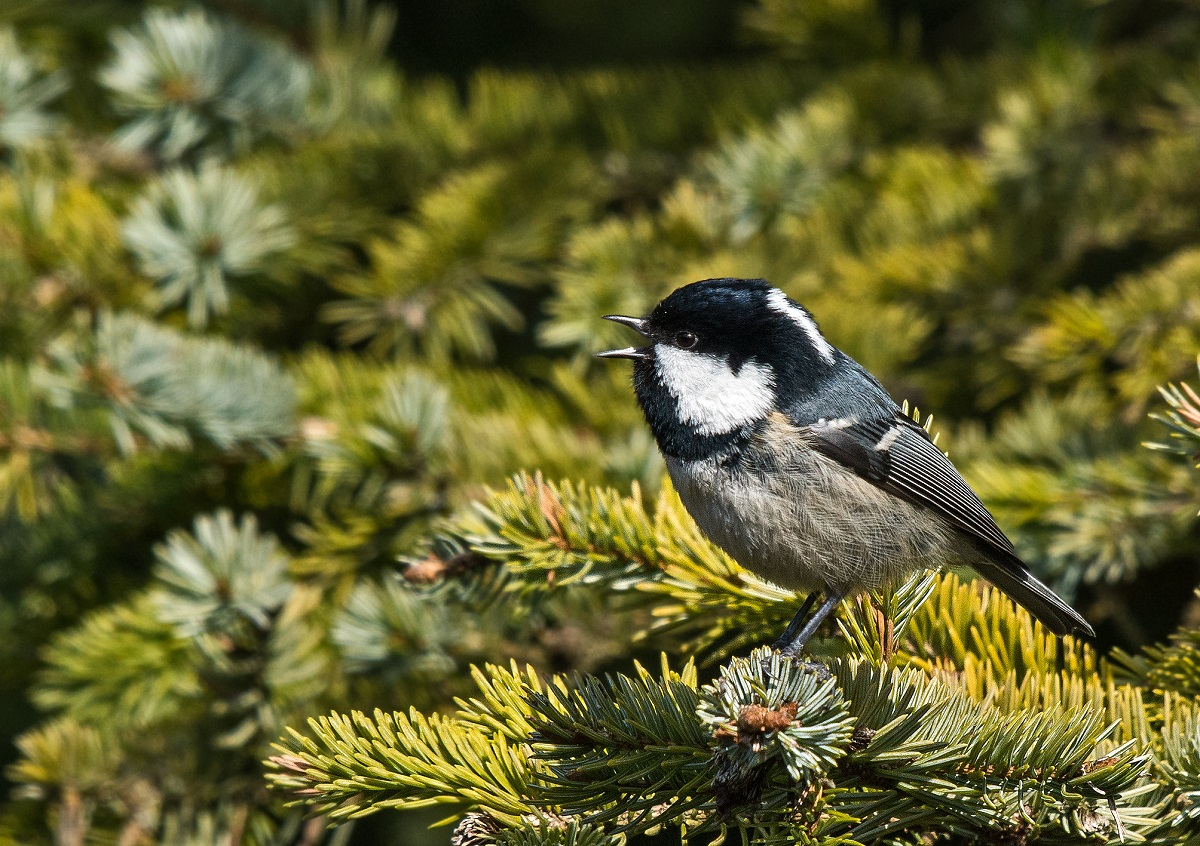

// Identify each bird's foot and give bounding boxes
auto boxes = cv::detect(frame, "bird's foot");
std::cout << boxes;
[782,654,832,681]
[760,649,832,681]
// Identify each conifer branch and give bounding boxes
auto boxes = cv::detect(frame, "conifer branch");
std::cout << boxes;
[1146,358,1200,474]
[267,648,1148,844]
[100,7,313,161]
[422,473,796,653]
[38,312,295,454]
[0,28,68,151]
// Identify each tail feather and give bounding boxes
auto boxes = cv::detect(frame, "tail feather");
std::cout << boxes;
[970,552,1094,638]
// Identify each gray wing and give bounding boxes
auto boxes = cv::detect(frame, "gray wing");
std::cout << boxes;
[802,414,1015,555]
[802,413,1093,638]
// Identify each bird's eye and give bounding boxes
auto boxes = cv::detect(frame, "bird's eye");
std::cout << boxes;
[675,331,698,349]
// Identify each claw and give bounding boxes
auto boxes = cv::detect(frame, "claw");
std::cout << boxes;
[759,651,831,683]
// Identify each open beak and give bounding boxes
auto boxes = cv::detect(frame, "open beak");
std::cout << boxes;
[596,315,650,360]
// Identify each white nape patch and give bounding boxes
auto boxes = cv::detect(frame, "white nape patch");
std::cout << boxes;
[765,289,835,364]
[874,427,902,452]
[654,345,775,436]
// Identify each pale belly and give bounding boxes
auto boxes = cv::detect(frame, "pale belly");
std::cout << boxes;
[664,448,961,594]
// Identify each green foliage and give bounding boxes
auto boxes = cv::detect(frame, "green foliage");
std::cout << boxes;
[33,594,202,727]
[100,6,312,161]
[265,471,1198,843]
[323,156,595,361]
[9,512,335,845]
[6,0,1200,844]
[330,574,456,681]
[123,163,296,326]
[708,92,856,241]
[1146,358,1200,477]
[268,639,1150,845]
[425,473,797,657]
[39,310,296,454]
[699,651,853,785]
[0,28,67,152]
[744,0,889,65]
[153,510,293,636]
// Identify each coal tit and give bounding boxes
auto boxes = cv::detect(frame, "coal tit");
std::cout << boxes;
[598,277,1093,656]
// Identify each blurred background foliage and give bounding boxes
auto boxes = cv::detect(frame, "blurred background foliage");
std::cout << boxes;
[1,0,1200,843]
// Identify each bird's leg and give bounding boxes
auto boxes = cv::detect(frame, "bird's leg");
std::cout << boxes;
[772,593,818,652]
[774,588,847,658]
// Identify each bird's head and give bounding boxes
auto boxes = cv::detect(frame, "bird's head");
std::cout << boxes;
[598,278,840,454]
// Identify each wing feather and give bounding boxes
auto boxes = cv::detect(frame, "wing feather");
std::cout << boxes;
[804,415,1014,556]
[803,413,1094,637]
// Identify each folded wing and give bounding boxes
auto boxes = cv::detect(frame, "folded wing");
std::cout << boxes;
[802,414,1093,638]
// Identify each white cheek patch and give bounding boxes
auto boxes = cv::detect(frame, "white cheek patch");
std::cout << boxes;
[765,288,835,364]
[654,345,776,436]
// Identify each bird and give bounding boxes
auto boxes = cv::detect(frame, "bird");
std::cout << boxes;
[596,277,1093,658]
